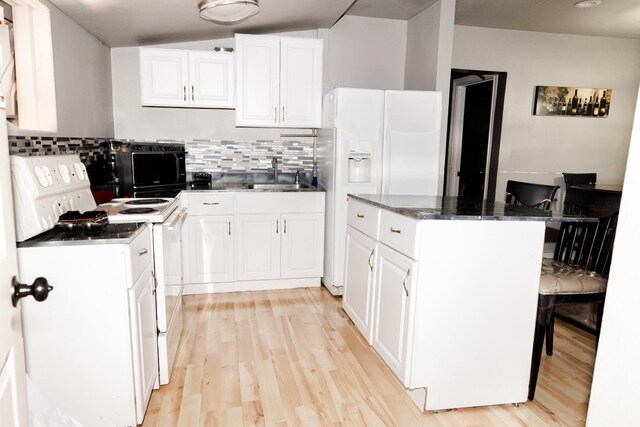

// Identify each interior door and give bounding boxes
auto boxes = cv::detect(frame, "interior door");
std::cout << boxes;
[0,105,29,425]
[446,74,498,199]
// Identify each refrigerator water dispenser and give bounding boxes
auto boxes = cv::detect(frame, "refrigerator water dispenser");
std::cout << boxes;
[348,157,371,183]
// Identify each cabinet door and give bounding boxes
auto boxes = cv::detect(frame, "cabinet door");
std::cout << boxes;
[139,48,189,107]
[343,227,377,344]
[185,215,235,283]
[128,266,159,424]
[236,214,280,280]
[188,51,235,108]
[281,213,324,279]
[279,37,323,128]
[235,34,281,126]
[372,245,417,385]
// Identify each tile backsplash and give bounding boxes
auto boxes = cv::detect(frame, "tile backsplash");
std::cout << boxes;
[186,139,314,173]
[8,136,315,174]
[8,136,110,167]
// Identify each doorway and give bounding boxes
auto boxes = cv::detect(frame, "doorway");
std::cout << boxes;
[445,70,507,201]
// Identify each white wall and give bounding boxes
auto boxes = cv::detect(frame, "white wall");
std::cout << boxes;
[586,85,640,427]
[452,26,640,197]
[404,0,455,194]
[111,19,408,141]
[405,3,440,90]
[8,0,114,138]
[325,16,407,92]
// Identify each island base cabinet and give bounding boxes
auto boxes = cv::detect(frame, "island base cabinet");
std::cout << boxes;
[343,226,378,344]
[371,244,417,385]
[184,215,235,284]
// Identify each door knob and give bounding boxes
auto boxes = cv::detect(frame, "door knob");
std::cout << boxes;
[11,276,53,307]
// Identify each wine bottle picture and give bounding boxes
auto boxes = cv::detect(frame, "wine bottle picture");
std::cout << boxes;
[533,86,611,118]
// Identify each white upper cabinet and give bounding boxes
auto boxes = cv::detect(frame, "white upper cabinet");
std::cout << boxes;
[235,34,323,128]
[139,48,234,109]
[188,51,235,108]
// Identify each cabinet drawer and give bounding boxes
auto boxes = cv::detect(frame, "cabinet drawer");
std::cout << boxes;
[184,193,235,215]
[129,225,153,286]
[236,192,324,214]
[347,199,380,239]
[379,210,419,259]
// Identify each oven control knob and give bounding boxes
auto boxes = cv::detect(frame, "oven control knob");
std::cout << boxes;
[34,166,48,187]
[42,166,53,186]
[59,164,71,183]
[74,162,86,180]
[11,276,53,307]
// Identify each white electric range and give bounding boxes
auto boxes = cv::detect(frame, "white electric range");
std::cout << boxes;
[97,196,187,386]
[10,154,158,426]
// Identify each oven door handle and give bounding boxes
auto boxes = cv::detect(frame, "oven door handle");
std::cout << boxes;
[166,208,188,231]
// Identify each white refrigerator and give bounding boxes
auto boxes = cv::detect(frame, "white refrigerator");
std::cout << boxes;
[317,87,442,295]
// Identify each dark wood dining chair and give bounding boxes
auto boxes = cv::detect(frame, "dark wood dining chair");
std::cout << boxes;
[505,180,560,210]
[562,172,597,188]
[528,205,618,401]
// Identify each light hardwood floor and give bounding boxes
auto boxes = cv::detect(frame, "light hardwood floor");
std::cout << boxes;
[143,288,596,426]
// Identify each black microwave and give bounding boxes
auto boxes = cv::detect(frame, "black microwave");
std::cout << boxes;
[108,141,186,197]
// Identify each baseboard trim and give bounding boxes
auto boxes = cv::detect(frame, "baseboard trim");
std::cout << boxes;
[183,278,321,294]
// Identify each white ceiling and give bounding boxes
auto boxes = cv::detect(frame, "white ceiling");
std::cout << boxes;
[46,0,640,48]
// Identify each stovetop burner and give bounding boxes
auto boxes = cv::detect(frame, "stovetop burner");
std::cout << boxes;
[120,207,158,215]
[124,199,169,206]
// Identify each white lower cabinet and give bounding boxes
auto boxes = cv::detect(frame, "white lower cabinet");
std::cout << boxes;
[17,225,157,426]
[236,214,281,280]
[182,192,325,290]
[343,226,378,343]
[185,215,235,283]
[371,244,417,384]
[343,199,548,412]
[281,213,324,279]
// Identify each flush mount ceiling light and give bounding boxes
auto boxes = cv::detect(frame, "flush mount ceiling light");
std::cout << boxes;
[574,0,602,8]
[198,0,260,25]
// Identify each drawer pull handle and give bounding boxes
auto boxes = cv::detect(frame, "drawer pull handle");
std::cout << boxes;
[390,227,402,234]
[402,268,410,296]
[368,249,374,271]
[284,219,287,234]
[138,248,148,256]
[203,202,220,206]
[276,219,279,234]
[356,214,364,218]
[228,221,231,236]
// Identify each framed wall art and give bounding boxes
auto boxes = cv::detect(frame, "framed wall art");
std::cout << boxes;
[533,86,611,117]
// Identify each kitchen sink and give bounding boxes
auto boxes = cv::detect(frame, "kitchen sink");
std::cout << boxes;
[248,183,313,190]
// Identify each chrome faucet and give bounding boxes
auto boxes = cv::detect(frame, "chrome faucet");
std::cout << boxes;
[271,157,279,183]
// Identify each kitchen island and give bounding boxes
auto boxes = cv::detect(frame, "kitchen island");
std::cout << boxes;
[342,194,592,412]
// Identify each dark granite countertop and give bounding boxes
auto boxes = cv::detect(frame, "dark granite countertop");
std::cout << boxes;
[348,194,597,222]
[17,223,149,248]
[183,182,323,193]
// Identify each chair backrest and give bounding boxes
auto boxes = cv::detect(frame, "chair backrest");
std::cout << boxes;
[554,211,618,277]
[505,180,560,210]
[563,172,597,188]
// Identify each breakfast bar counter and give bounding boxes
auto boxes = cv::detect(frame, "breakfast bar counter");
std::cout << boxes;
[342,194,592,412]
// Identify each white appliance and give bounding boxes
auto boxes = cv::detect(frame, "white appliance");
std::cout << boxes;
[98,197,186,385]
[10,154,96,242]
[317,88,442,295]
[10,154,158,426]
